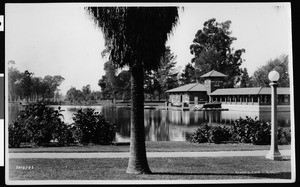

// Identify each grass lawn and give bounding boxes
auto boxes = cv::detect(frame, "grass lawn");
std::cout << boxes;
[9,141,291,153]
[9,156,291,181]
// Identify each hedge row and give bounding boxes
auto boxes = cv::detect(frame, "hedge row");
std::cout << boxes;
[190,116,291,145]
[9,102,117,148]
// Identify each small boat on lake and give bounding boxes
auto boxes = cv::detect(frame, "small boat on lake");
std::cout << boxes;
[202,102,222,109]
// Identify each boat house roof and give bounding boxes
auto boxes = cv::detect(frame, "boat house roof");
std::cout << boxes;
[200,70,227,78]
[166,83,207,93]
[210,87,290,96]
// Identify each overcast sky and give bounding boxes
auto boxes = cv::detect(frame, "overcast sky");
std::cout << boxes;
[5,3,292,95]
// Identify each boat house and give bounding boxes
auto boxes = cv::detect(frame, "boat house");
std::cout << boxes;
[165,70,290,111]
[166,70,226,106]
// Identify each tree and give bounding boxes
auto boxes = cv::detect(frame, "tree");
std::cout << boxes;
[86,7,179,174]
[179,63,198,85]
[190,18,245,87]
[103,61,119,103]
[98,75,111,100]
[144,46,179,100]
[7,63,65,102]
[8,63,22,101]
[82,84,91,101]
[144,71,158,101]
[31,77,43,101]
[90,90,102,101]
[251,54,289,87]
[155,46,179,100]
[117,70,131,101]
[66,87,83,104]
[236,68,253,88]
[43,75,65,100]
[20,70,34,101]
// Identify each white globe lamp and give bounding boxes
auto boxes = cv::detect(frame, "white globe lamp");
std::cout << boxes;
[268,70,280,82]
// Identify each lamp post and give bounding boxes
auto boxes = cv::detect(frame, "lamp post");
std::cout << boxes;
[266,70,283,161]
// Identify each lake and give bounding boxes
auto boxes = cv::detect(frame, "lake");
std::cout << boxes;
[8,104,291,142]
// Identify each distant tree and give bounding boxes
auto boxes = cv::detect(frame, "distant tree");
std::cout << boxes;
[31,77,43,101]
[98,75,111,100]
[66,86,101,104]
[179,63,198,85]
[86,7,179,174]
[144,71,158,101]
[8,63,22,101]
[155,46,179,100]
[43,75,65,100]
[144,46,179,100]
[117,70,131,101]
[66,87,83,104]
[20,70,34,101]
[190,18,245,87]
[82,84,91,101]
[90,91,102,101]
[251,54,289,87]
[103,61,118,103]
[236,68,253,88]
[7,63,64,102]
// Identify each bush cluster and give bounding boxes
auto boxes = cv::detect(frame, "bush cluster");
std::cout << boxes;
[9,103,116,148]
[231,117,271,145]
[190,123,231,144]
[9,102,72,147]
[190,116,291,145]
[72,108,116,145]
[278,127,291,145]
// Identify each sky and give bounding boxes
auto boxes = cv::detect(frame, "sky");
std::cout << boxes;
[5,3,292,95]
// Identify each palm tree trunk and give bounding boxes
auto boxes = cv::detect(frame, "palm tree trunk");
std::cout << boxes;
[126,64,152,174]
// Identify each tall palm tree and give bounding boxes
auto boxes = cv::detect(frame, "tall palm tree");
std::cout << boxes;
[86,6,179,174]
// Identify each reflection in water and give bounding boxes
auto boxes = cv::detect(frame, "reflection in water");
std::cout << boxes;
[8,104,291,142]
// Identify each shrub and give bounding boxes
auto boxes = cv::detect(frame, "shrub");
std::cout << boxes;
[190,123,210,143]
[9,121,29,148]
[53,124,76,146]
[72,108,117,145]
[190,124,231,144]
[278,127,291,145]
[231,116,271,145]
[251,121,271,145]
[231,117,255,143]
[209,126,231,144]
[9,102,72,147]
[190,116,290,145]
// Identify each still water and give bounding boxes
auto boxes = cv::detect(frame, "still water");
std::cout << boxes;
[8,104,291,142]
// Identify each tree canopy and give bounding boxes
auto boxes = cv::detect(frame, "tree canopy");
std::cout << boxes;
[190,18,245,87]
[251,54,289,87]
[86,7,179,71]
[8,63,64,102]
[65,85,101,104]
[144,46,179,100]
[98,60,131,102]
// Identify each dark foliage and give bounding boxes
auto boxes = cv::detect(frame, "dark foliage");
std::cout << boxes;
[190,124,231,144]
[72,108,117,145]
[9,102,71,147]
[86,7,179,71]
[191,116,290,145]
[232,116,271,145]
[278,127,291,145]
[190,123,210,143]
[209,126,231,144]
